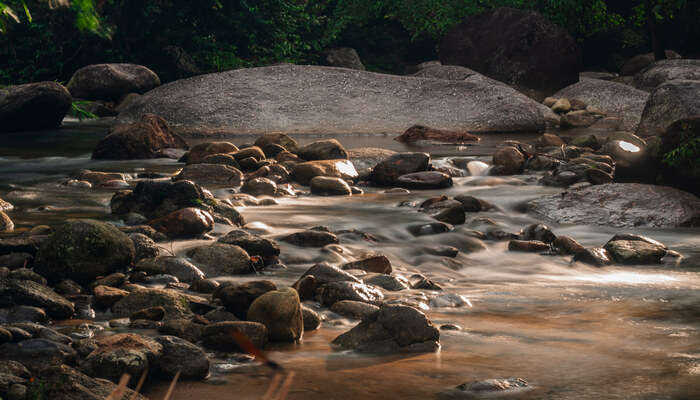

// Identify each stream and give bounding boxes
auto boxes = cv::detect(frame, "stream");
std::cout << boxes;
[1,120,699,400]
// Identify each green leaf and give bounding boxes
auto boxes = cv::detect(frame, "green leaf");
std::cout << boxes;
[22,1,31,23]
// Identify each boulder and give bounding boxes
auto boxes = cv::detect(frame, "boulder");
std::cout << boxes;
[293,159,358,185]
[603,235,667,265]
[67,63,160,101]
[371,153,430,185]
[247,288,303,342]
[554,78,649,131]
[213,280,277,319]
[439,7,580,99]
[324,47,365,70]
[112,288,192,320]
[302,306,321,331]
[298,139,348,161]
[332,304,439,353]
[348,147,397,172]
[148,207,214,238]
[296,263,360,288]
[182,141,238,164]
[35,220,135,283]
[528,183,700,228]
[186,243,252,276]
[508,240,550,252]
[633,59,700,92]
[395,125,479,143]
[200,153,240,167]
[551,98,571,114]
[116,64,547,135]
[80,333,162,384]
[172,163,243,186]
[363,274,410,291]
[637,80,700,137]
[0,82,72,132]
[92,114,188,160]
[492,146,525,175]
[573,247,613,267]
[201,321,268,352]
[396,171,452,189]
[93,285,129,308]
[0,279,74,319]
[154,335,209,380]
[621,50,682,76]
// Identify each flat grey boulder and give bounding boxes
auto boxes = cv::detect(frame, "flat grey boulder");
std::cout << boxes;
[528,183,700,228]
[633,59,700,92]
[117,64,546,135]
[554,78,649,131]
[636,80,700,137]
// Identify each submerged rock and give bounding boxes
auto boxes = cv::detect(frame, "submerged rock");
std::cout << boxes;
[318,281,384,307]
[396,171,453,190]
[201,321,268,352]
[280,230,339,247]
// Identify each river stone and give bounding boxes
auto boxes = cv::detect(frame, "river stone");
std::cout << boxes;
[396,171,453,190]
[554,78,649,131]
[633,59,700,92]
[292,159,359,185]
[518,224,557,243]
[310,176,352,196]
[213,280,277,319]
[0,305,48,324]
[298,139,348,161]
[0,279,74,320]
[182,141,238,164]
[621,50,682,76]
[254,133,299,154]
[454,195,493,212]
[341,255,392,274]
[332,304,440,353]
[0,339,77,371]
[92,113,188,160]
[553,236,585,255]
[117,64,546,135]
[371,153,430,186]
[331,300,380,320]
[363,274,410,291]
[408,222,453,236]
[432,205,466,225]
[446,378,531,398]
[0,198,12,212]
[318,281,384,307]
[129,233,161,262]
[636,80,700,137]
[80,333,163,384]
[0,212,13,233]
[297,263,360,288]
[111,180,212,219]
[241,177,277,197]
[573,247,613,267]
[148,207,214,238]
[492,146,525,175]
[26,364,147,400]
[603,239,667,265]
[173,164,243,186]
[395,125,481,144]
[508,240,550,252]
[187,243,251,276]
[218,229,280,260]
[439,7,580,99]
[247,288,303,342]
[201,321,268,352]
[302,306,321,331]
[528,183,700,228]
[93,285,129,308]
[67,63,160,101]
[112,288,192,320]
[280,230,339,247]
[0,82,72,132]
[200,153,240,168]
[347,147,397,174]
[155,335,209,380]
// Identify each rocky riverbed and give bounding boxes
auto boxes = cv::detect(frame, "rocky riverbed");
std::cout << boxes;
[0,117,699,400]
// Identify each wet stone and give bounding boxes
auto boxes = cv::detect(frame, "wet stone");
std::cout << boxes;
[318,281,384,307]
[508,239,551,252]
[363,274,410,291]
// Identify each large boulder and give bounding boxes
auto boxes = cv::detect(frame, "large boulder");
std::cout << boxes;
[332,304,440,353]
[412,64,503,86]
[632,59,700,92]
[116,64,547,134]
[636,80,700,137]
[247,288,303,342]
[324,48,365,70]
[92,114,188,160]
[0,82,72,132]
[554,78,650,131]
[35,220,135,283]
[620,50,682,76]
[67,63,160,101]
[439,7,581,99]
[528,183,700,228]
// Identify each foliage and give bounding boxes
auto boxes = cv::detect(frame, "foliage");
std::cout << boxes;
[663,133,700,170]
[69,99,97,121]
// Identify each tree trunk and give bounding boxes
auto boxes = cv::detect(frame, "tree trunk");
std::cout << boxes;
[646,0,666,60]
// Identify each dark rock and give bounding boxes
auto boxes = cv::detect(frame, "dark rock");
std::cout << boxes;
[28,364,147,400]
[535,133,566,148]
[247,288,303,342]
[67,63,160,101]
[395,125,480,144]
[408,222,453,237]
[492,146,525,175]
[8,268,46,286]
[292,159,359,185]
[254,133,299,154]
[136,256,205,283]
[213,280,277,319]
[112,288,192,320]
[331,300,380,320]
[0,339,77,371]
[439,7,580,98]
[158,319,204,343]
[149,207,214,238]
[80,333,163,384]
[302,306,321,331]
[299,139,348,161]
[633,59,700,92]
[432,205,466,225]
[155,335,209,380]
[454,195,493,212]
[332,304,439,353]
[0,305,47,324]
[508,240,550,252]
[310,176,352,196]
[201,321,268,352]
[603,237,667,264]
[637,79,700,137]
[621,50,681,76]
[92,114,187,160]
[173,164,243,186]
[111,180,212,220]
[573,248,613,267]
[93,285,129,308]
[324,47,365,70]
[35,220,135,283]
[518,224,556,243]
[297,263,360,288]
[371,153,430,186]
[182,142,238,164]
[553,236,585,255]
[318,281,384,307]
[412,277,443,291]
[200,153,240,168]
[396,171,453,190]
[0,253,32,270]
[232,146,266,162]
[0,279,74,319]
[0,82,72,132]
[189,278,219,293]
[0,237,44,256]
[341,255,392,274]
[280,230,339,247]
[186,243,252,276]
[131,306,165,321]
[129,233,161,261]
[218,229,280,260]
[0,327,12,343]
[241,177,277,196]
[363,274,410,291]
[448,378,530,397]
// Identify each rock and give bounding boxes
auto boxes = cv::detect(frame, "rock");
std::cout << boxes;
[659,117,700,194]
[310,176,352,196]
[7,268,45,285]
[131,306,165,321]
[247,288,303,342]
[298,139,348,161]
[341,255,392,274]
[218,229,280,260]
[621,50,682,76]
[173,163,243,186]
[552,236,585,255]
[454,195,493,212]
[0,253,33,270]
[508,240,550,252]
[408,222,453,237]
[155,335,209,380]
[201,321,268,352]
[430,293,471,308]
[302,306,321,331]
[0,339,77,371]
[331,300,380,320]
[35,220,135,283]
[149,207,214,238]
[0,212,14,232]
[363,274,409,291]
[0,279,74,319]
[0,305,47,324]
[232,146,266,162]
[347,147,397,174]
[92,114,187,160]
[111,180,212,220]
[292,159,358,185]
[536,133,566,148]
[551,98,571,114]
[241,177,277,196]
[80,333,163,384]
[395,125,479,143]
[603,237,667,264]
[213,280,277,319]
[67,63,160,101]
[182,142,238,164]
[280,230,339,247]
[561,110,600,128]
[518,224,556,243]
[633,59,700,92]
[439,7,580,99]
[0,327,12,343]
[296,263,360,290]
[114,64,548,134]
[0,82,72,132]
[324,47,365,70]
[186,243,251,276]
[432,206,466,225]
[492,146,525,175]
[129,233,161,262]
[112,288,192,320]
[93,285,129,308]
[27,364,147,400]
[254,133,299,154]
[371,153,430,186]
[573,248,613,267]
[318,281,384,307]
[332,304,439,353]
[554,78,649,131]
[637,80,700,137]
[200,153,240,168]
[157,319,204,343]
[396,171,453,189]
[189,278,219,293]
[447,378,530,398]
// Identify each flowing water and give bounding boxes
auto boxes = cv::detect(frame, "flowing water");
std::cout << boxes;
[1,120,699,400]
